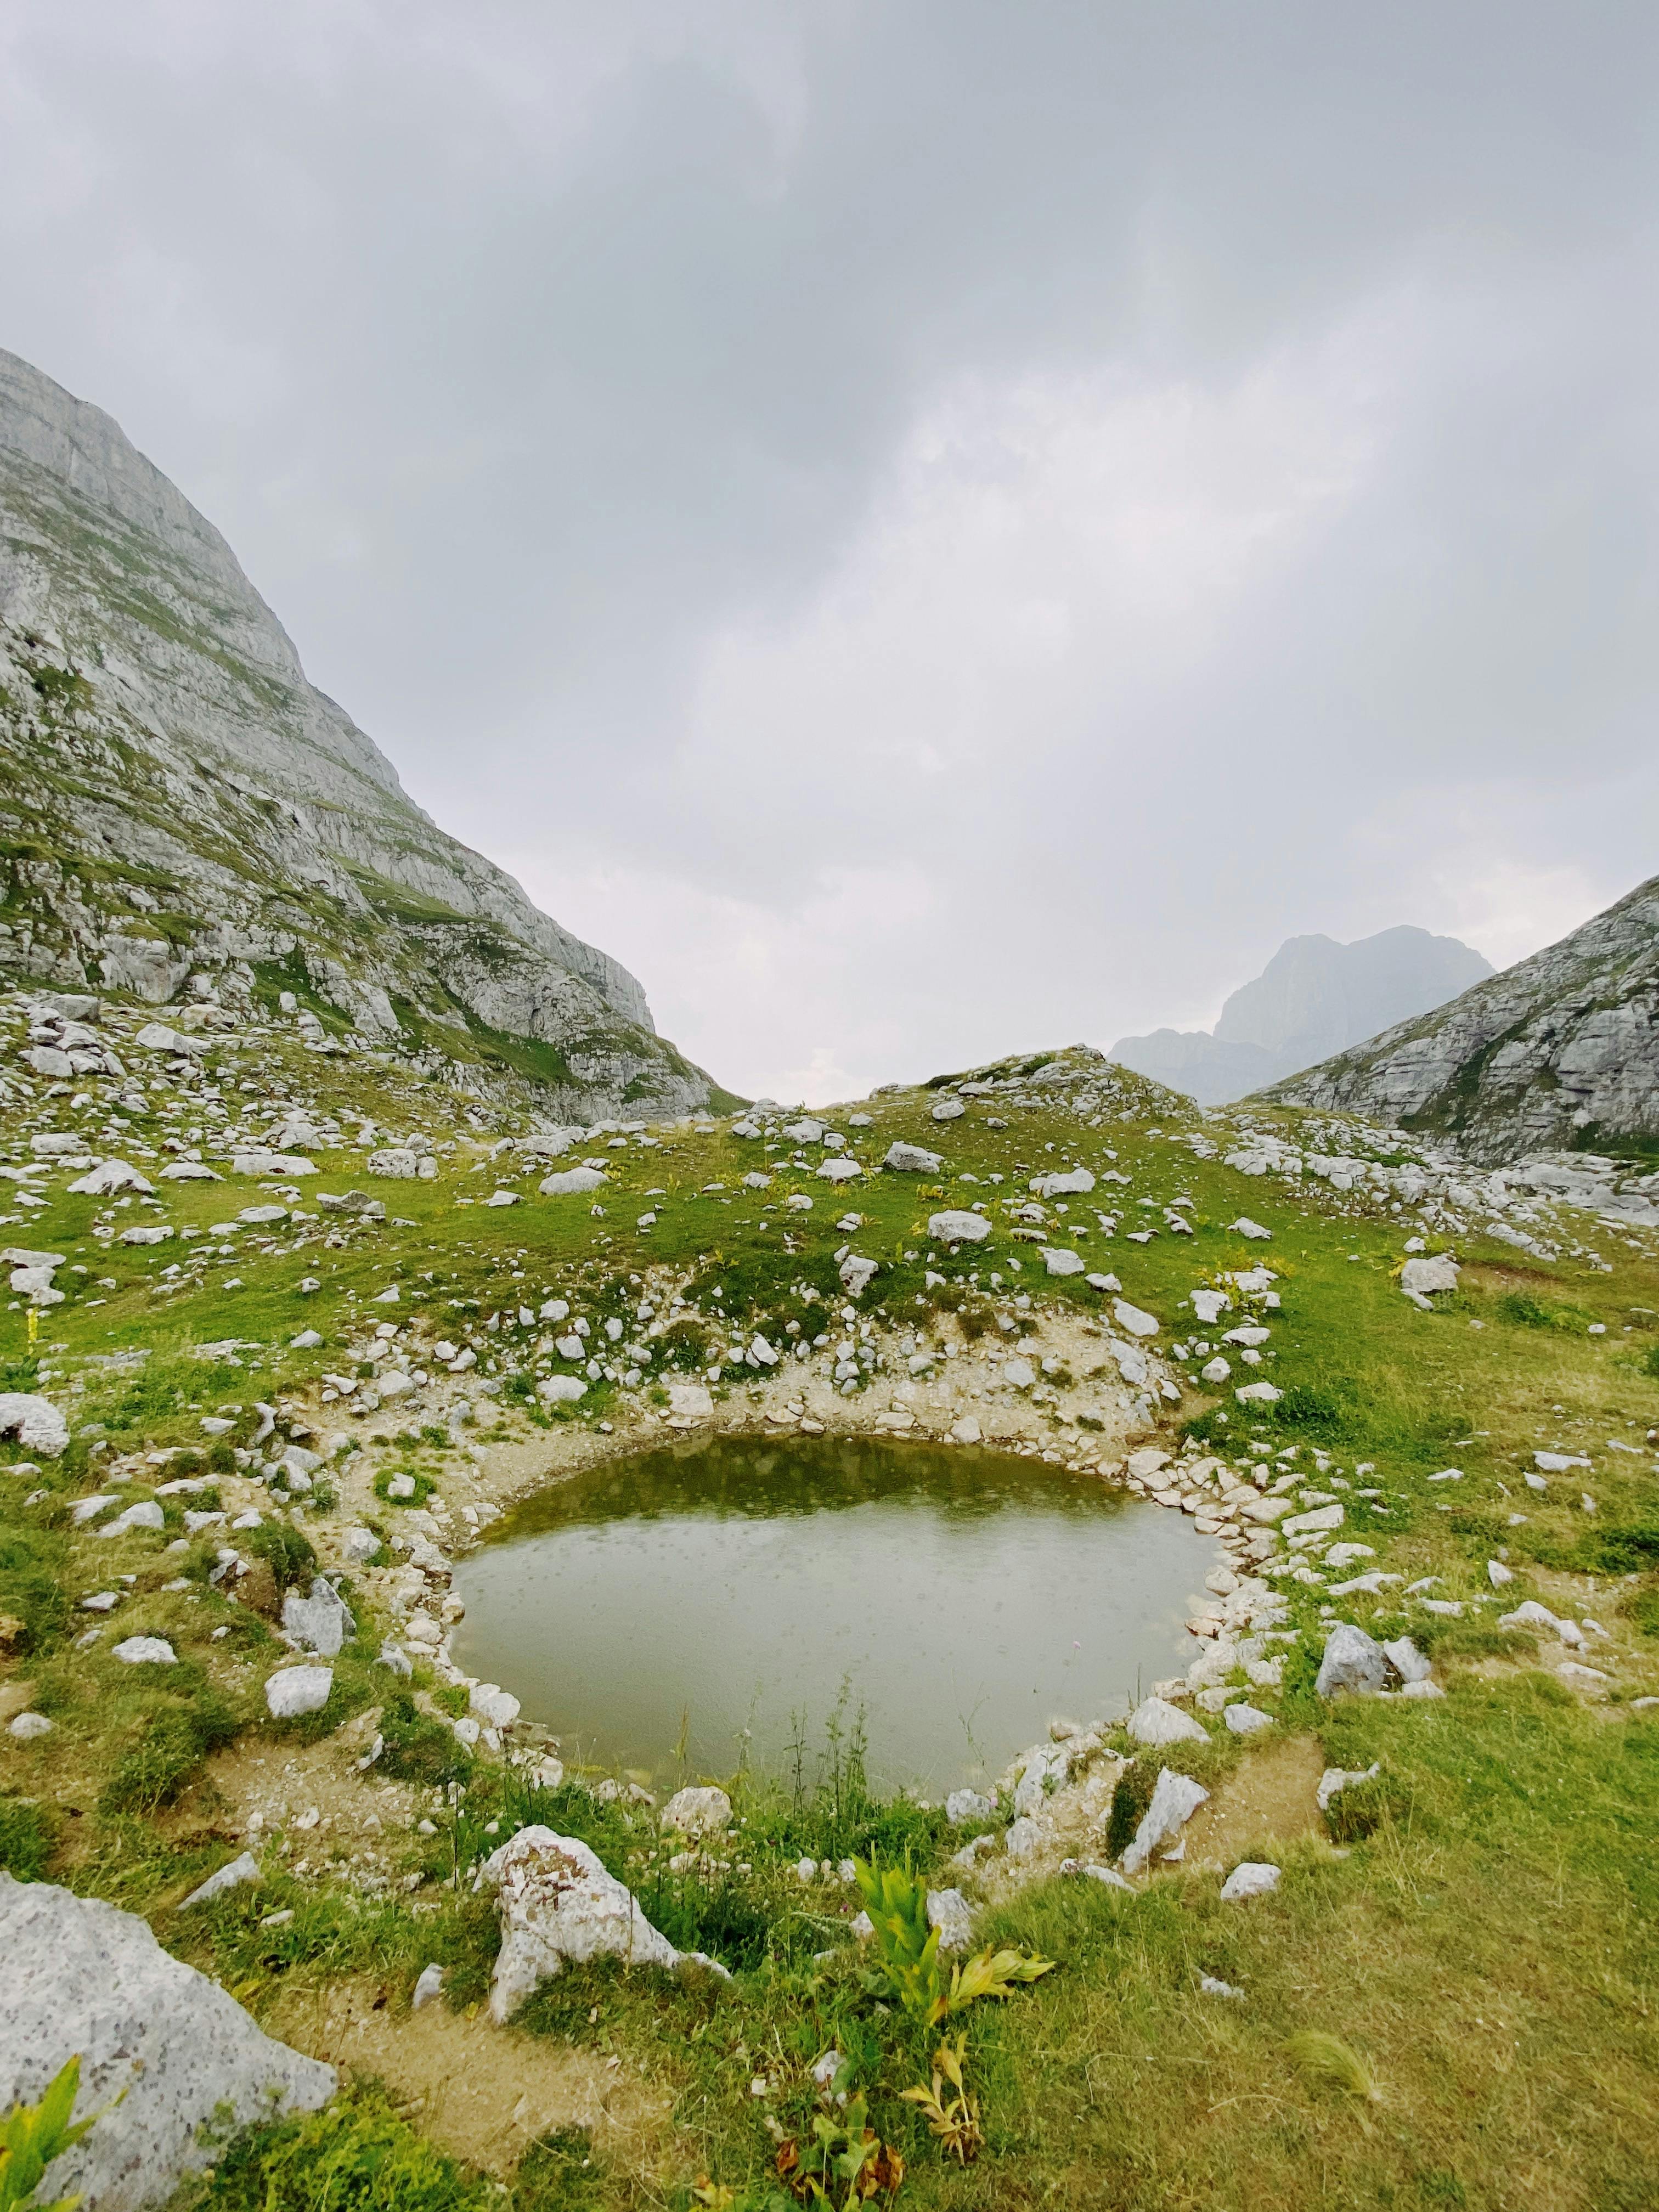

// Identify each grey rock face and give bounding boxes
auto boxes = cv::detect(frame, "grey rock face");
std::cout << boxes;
[0,1872,334,2211]
[1263,875,1659,1162]
[1113,926,1493,1105]
[0,347,719,1122]
[1315,1623,1390,1697]
[479,1826,685,2022]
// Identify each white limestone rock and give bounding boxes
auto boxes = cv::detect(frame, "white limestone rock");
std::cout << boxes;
[0,1872,334,2211]
[928,1210,991,1244]
[265,1665,334,1718]
[883,1142,942,1173]
[1315,1623,1389,1698]
[0,1392,69,1457]
[540,1166,608,1197]
[281,1579,354,1658]
[1220,1861,1280,1901]
[1127,1696,1207,1747]
[925,1887,975,1953]
[661,1786,732,1837]
[1122,1769,1209,1875]
[479,1827,685,2022]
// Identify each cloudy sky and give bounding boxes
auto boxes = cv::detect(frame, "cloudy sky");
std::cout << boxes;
[3,2,1655,1101]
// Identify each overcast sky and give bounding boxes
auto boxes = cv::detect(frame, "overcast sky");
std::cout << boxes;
[3,3,1656,1101]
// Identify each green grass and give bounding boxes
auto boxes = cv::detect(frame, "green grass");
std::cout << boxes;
[5,1037,1659,2209]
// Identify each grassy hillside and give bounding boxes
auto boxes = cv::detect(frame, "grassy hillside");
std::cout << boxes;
[3,1005,1657,2211]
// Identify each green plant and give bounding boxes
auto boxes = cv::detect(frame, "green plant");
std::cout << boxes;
[240,1521,317,1594]
[852,1858,1055,2027]
[2,2055,118,2212]
[774,2095,904,2207]
[98,1686,243,1815]
[900,2035,983,2165]
[0,1799,58,1882]
[1285,2030,1381,2108]
[378,1693,470,1788]
[1103,1762,1156,1860]
[196,2082,493,2212]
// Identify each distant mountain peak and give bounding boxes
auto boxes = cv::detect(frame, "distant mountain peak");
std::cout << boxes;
[1110,924,1493,1105]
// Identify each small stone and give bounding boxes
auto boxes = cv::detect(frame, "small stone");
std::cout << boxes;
[1487,1560,1514,1587]
[8,1712,52,1740]
[1381,1636,1432,1684]
[1223,1703,1273,1735]
[925,1888,974,1952]
[265,1665,333,1718]
[945,1788,994,1825]
[1220,1861,1280,1901]
[1127,1696,1207,1746]
[1122,1769,1209,1874]
[927,1210,991,1244]
[661,1785,732,1837]
[1200,1974,1245,1998]
[178,1853,262,1909]
[411,1963,447,2011]
[1315,1623,1389,1697]
[1003,1816,1043,1859]
[112,1636,176,1665]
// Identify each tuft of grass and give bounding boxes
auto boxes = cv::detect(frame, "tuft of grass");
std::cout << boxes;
[1284,2029,1381,2104]
[195,2081,495,2212]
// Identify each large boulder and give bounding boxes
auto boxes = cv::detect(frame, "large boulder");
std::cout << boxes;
[0,1874,334,2211]
[479,1827,684,2022]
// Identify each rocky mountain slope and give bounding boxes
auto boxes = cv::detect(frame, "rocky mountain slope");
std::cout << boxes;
[1263,873,1659,1161]
[1113,926,1492,1105]
[0,349,722,1122]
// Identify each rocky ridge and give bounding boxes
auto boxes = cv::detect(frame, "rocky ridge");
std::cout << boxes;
[0,348,720,1123]
[1261,873,1659,1163]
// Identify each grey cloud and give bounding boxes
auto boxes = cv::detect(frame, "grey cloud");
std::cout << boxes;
[1,1,1655,1094]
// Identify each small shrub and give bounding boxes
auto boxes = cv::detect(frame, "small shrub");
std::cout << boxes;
[99,1688,243,1815]
[199,2081,495,2212]
[1323,1771,1411,1844]
[379,1693,470,1788]
[240,1521,317,1594]
[1643,1342,1659,1384]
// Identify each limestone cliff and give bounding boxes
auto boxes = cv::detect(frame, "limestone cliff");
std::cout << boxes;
[1261,877,1658,1162]
[0,348,723,1121]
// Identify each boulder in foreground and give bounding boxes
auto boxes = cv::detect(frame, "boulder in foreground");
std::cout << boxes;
[0,1874,334,2211]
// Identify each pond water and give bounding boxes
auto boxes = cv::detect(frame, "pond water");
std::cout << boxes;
[449,1434,1215,1793]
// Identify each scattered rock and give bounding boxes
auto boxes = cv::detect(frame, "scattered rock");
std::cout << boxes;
[927,1210,991,1244]
[883,1142,942,1173]
[411,1963,446,2011]
[945,1788,994,1826]
[1401,1255,1460,1296]
[0,1393,69,1457]
[925,1888,975,1953]
[1122,1769,1209,1875]
[112,1637,176,1666]
[1219,1861,1280,1901]
[8,1712,52,1740]
[1316,1762,1380,1812]
[1316,1623,1389,1697]
[265,1665,334,1719]
[281,1579,354,1658]
[1127,1696,1208,1747]
[178,1853,262,1910]
[661,1786,732,1837]
[1223,1703,1273,1735]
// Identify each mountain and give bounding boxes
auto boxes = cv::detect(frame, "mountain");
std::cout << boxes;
[1110,925,1494,1105]
[0,348,724,1121]
[1262,875,1659,1162]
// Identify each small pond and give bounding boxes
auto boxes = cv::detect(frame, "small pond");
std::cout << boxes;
[449,1435,1214,1793]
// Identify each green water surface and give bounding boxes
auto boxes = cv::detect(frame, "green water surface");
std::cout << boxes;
[449,1434,1214,1791]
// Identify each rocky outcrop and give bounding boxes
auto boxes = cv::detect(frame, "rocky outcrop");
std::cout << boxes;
[0,349,722,1121]
[0,1873,335,2211]
[1113,926,1493,1105]
[1261,876,1659,1163]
